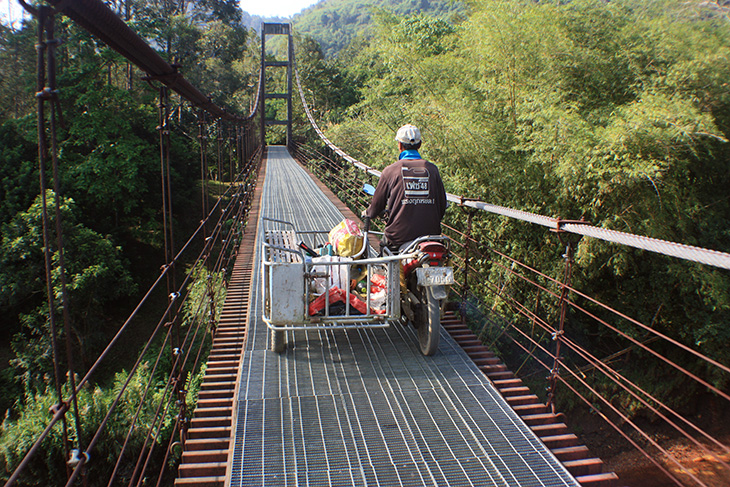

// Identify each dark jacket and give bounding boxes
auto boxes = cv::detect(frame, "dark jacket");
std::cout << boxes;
[366,156,447,247]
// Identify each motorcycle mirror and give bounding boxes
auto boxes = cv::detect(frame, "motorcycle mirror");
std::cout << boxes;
[363,183,376,196]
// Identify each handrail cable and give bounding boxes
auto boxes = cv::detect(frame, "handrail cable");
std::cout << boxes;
[66,159,256,485]
[509,323,711,487]
[505,330,688,487]
[293,65,730,271]
[479,231,730,400]
[488,243,730,376]
[448,226,730,397]
[92,164,256,485]
[7,141,260,487]
[479,251,730,468]
[109,178,246,485]
[443,222,730,467]
[291,73,730,485]
[106,330,173,486]
[137,146,262,485]
[128,147,262,483]
[67,228,215,485]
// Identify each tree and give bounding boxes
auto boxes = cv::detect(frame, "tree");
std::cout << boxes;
[1,191,135,393]
[320,0,730,409]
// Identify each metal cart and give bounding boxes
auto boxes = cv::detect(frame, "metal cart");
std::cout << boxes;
[261,217,408,352]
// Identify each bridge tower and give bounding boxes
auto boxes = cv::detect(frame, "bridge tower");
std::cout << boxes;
[260,23,293,147]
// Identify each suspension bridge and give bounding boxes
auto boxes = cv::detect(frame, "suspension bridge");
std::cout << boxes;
[5,2,730,487]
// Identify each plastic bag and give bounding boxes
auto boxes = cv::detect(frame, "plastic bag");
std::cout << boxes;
[310,255,352,294]
[328,219,364,257]
[309,287,386,316]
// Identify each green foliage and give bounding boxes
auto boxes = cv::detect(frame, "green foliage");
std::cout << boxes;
[293,0,466,57]
[0,191,135,393]
[391,14,456,55]
[294,34,363,124]
[316,0,730,414]
[0,22,36,119]
[0,363,173,486]
[0,118,37,226]
[182,264,227,330]
[60,85,159,231]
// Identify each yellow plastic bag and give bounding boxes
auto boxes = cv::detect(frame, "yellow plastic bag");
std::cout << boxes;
[328,219,364,257]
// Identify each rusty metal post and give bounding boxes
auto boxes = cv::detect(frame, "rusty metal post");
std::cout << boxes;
[198,109,209,233]
[32,7,74,479]
[287,26,293,146]
[462,208,475,305]
[260,23,266,148]
[41,8,88,481]
[216,121,223,182]
[546,237,577,413]
[230,125,235,183]
[158,86,174,296]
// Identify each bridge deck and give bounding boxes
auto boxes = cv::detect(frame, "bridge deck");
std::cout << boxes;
[228,147,579,487]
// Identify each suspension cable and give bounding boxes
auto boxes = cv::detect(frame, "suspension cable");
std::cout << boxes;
[291,85,730,485]
[32,5,71,478]
[293,62,730,270]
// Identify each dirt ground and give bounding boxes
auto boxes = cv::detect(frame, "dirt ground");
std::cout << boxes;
[605,437,730,487]
[566,404,730,487]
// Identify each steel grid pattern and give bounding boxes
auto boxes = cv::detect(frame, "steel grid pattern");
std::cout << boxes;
[229,147,579,486]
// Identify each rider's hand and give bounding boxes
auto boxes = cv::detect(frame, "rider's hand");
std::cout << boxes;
[361,209,368,219]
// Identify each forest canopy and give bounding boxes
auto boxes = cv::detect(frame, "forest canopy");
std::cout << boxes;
[302,0,730,405]
[0,1,258,483]
[0,0,729,484]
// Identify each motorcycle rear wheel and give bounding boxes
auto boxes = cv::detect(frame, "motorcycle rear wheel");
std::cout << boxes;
[418,287,441,356]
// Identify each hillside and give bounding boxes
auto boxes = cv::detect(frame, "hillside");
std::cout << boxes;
[293,0,466,56]
[241,11,291,33]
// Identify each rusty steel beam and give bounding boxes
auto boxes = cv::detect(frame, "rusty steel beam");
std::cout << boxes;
[44,0,243,122]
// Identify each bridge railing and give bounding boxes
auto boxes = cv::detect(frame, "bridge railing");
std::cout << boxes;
[5,1,262,485]
[291,61,730,486]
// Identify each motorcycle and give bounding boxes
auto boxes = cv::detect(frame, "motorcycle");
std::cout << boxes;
[362,184,454,356]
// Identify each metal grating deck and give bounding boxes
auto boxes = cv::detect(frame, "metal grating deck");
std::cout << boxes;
[229,147,580,487]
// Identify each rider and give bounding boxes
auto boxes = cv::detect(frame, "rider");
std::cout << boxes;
[364,124,448,252]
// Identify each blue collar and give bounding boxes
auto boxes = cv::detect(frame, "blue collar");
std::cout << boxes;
[398,150,422,160]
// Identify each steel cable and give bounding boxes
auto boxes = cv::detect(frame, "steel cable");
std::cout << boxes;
[294,63,730,271]
[482,248,730,469]
[505,330,688,487]
[444,216,730,398]
[292,78,730,486]
[8,2,264,484]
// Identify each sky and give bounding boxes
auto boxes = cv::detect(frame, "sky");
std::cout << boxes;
[240,0,321,17]
[0,0,29,29]
[0,0,321,28]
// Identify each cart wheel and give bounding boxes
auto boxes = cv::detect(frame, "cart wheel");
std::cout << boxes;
[271,329,285,353]
[418,288,441,356]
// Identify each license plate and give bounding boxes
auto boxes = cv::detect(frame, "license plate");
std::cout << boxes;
[416,267,455,286]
